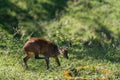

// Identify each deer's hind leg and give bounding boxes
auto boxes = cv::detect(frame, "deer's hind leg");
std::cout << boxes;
[23,52,34,69]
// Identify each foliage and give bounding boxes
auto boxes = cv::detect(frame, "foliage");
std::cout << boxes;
[0,0,120,80]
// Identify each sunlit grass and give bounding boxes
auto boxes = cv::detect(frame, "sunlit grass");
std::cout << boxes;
[0,47,120,80]
[0,0,120,80]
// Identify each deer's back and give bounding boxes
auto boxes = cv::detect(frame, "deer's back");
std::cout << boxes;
[23,38,59,57]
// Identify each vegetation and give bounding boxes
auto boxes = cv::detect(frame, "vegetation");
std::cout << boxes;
[0,0,120,80]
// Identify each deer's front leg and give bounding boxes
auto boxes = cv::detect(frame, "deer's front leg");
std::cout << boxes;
[55,57,60,66]
[45,57,49,69]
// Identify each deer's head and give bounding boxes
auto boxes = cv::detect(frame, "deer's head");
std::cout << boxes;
[59,47,69,59]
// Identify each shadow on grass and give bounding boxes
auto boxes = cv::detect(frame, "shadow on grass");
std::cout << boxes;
[70,39,120,63]
[0,0,68,37]
[70,14,120,63]
[0,0,35,30]
[40,0,68,20]
[0,0,34,37]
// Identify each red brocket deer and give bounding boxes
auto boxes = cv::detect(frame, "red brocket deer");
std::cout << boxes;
[23,38,69,69]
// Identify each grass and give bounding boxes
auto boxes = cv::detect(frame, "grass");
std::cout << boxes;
[0,34,120,80]
[0,0,120,80]
[0,51,120,80]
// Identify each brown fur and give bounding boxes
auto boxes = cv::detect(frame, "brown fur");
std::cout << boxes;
[23,38,68,69]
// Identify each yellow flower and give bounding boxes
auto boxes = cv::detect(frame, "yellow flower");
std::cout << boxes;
[64,70,70,75]
[63,66,113,80]
[93,66,100,70]
[63,70,74,80]
[97,78,109,80]
[64,76,74,80]
[102,69,112,74]
[77,66,89,70]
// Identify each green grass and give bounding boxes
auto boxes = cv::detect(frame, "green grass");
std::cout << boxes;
[0,35,120,80]
[0,0,120,80]
[0,51,119,80]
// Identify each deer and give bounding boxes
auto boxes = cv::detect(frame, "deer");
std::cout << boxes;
[23,38,69,69]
